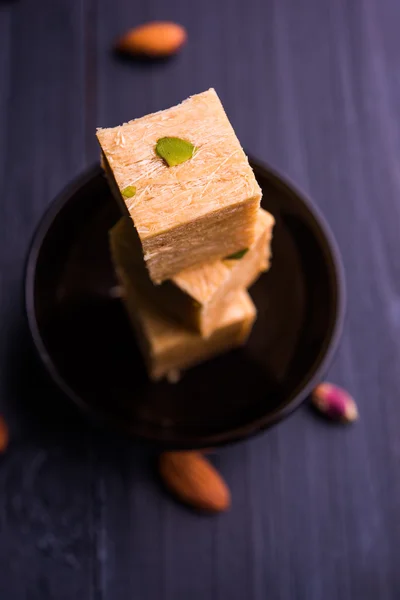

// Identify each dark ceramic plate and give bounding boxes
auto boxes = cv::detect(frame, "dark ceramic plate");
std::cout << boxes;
[25,160,345,449]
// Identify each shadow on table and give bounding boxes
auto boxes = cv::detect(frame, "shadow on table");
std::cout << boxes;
[113,48,180,68]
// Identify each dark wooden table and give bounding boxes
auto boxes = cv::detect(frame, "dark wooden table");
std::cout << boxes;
[1,0,400,598]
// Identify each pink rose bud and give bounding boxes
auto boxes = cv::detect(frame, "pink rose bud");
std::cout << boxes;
[311,383,358,423]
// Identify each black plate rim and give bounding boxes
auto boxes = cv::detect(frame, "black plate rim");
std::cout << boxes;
[25,159,346,447]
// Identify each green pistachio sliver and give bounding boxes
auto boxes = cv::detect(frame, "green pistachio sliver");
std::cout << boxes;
[224,248,249,260]
[122,185,136,199]
[155,137,195,167]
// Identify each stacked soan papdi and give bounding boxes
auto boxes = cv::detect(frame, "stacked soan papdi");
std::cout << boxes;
[97,89,274,381]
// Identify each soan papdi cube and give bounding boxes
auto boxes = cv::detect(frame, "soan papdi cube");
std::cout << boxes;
[110,209,274,337]
[116,263,256,381]
[97,88,262,283]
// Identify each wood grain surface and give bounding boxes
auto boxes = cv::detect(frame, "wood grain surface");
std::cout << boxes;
[1,0,400,598]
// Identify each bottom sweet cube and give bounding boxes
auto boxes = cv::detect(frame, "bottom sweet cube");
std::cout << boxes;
[116,265,256,381]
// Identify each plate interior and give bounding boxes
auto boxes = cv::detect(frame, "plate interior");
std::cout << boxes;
[27,162,344,448]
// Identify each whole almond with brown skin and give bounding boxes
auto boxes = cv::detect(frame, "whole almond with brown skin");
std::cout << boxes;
[159,451,230,513]
[0,415,9,453]
[116,21,187,58]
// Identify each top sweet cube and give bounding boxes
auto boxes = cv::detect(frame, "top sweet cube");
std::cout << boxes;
[97,88,262,283]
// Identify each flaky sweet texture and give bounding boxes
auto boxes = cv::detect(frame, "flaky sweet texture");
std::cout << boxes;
[109,209,273,337]
[174,208,275,302]
[116,264,257,381]
[97,88,262,283]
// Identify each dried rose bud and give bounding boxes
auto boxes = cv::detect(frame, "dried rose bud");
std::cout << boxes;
[311,382,358,423]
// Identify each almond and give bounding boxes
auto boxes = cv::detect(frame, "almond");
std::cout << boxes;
[116,21,187,58]
[159,451,230,513]
[0,415,9,453]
